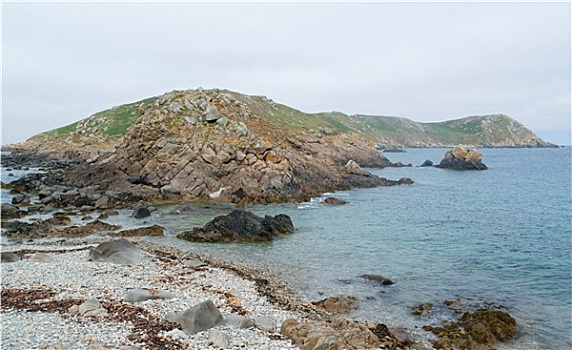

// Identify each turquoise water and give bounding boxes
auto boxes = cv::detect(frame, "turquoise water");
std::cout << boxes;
[145,148,571,349]
[2,148,571,348]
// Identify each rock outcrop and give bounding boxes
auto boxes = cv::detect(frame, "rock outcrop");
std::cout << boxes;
[177,209,294,242]
[424,308,517,350]
[52,89,406,204]
[436,146,488,170]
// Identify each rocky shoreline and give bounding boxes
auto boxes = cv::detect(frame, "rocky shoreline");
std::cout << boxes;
[1,237,415,350]
[2,149,519,350]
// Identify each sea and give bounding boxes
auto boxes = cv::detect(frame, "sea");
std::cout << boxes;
[1,147,571,349]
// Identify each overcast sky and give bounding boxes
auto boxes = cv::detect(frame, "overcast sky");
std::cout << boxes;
[2,2,571,145]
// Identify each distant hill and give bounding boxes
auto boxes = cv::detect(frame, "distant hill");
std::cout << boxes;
[29,89,554,149]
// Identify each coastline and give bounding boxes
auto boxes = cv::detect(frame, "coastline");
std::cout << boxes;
[1,237,410,350]
[2,146,564,346]
[1,237,304,349]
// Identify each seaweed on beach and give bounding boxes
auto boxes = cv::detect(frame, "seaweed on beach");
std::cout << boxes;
[0,288,186,350]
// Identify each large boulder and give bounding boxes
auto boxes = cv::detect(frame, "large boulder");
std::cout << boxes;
[165,299,223,335]
[177,209,294,242]
[203,103,223,123]
[88,238,146,264]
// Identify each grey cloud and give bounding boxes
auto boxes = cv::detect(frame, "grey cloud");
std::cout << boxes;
[2,2,570,145]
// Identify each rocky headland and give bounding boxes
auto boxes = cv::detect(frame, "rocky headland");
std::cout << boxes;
[4,89,415,206]
[4,87,557,207]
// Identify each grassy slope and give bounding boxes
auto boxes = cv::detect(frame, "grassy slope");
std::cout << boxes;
[37,97,156,139]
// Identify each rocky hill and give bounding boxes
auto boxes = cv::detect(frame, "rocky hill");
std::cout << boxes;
[13,89,413,204]
[4,88,555,203]
[22,89,554,153]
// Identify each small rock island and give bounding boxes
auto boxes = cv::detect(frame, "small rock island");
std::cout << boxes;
[436,146,488,170]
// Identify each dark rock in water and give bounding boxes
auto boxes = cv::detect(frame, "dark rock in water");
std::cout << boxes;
[1,252,21,263]
[411,303,433,316]
[424,308,517,349]
[165,299,223,335]
[11,193,30,205]
[393,161,413,167]
[131,207,151,219]
[312,296,357,314]
[323,197,348,205]
[398,177,413,185]
[437,158,488,170]
[1,203,21,219]
[436,146,488,170]
[177,209,294,242]
[419,159,433,167]
[88,238,145,264]
[360,274,394,285]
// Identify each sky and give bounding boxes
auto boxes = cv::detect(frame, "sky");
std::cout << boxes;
[2,2,571,145]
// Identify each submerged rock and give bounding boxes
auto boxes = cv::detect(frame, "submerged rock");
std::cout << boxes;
[177,209,294,242]
[312,296,357,314]
[360,274,394,285]
[411,303,433,317]
[323,197,348,205]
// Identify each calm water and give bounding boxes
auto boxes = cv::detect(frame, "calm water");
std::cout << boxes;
[2,148,571,349]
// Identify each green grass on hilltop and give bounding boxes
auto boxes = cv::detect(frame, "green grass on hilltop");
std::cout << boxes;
[37,96,156,139]
[29,89,545,147]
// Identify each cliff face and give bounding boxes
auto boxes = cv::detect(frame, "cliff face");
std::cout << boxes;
[61,89,400,204]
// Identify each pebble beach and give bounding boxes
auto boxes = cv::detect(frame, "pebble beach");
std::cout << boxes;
[1,239,302,350]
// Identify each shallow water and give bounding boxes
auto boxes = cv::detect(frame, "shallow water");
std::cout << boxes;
[2,147,571,349]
